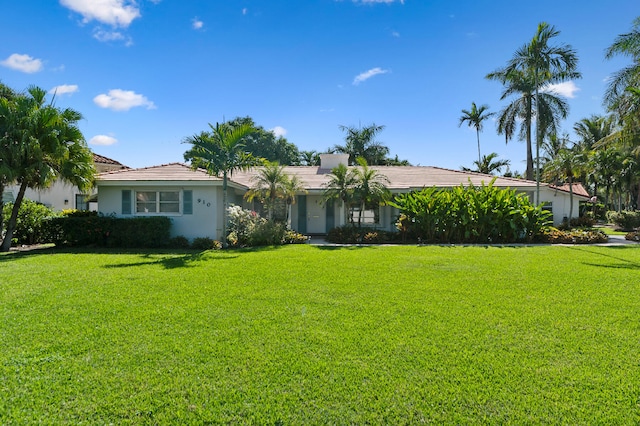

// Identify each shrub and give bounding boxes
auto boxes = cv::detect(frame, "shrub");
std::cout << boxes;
[2,200,59,245]
[389,180,552,244]
[326,226,399,244]
[226,205,309,247]
[169,235,191,249]
[625,231,640,242]
[606,210,640,231]
[44,216,172,248]
[191,237,221,250]
[539,228,608,244]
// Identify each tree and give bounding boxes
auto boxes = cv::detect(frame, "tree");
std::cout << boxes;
[0,85,95,252]
[462,152,511,175]
[0,82,18,237]
[322,163,358,225]
[573,115,615,151]
[281,174,307,223]
[333,123,389,165]
[244,161,290,220]
[183,121,259,247]
[488,22,580,203]
[604,17,640,109]
[458,102,495,163]
[351,157,391,227]
[543,148,584,224]
[227,116,300,165]
[299,150,320,166]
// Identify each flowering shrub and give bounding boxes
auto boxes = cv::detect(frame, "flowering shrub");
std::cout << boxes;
[538,228,608,244]
[226,205,308,247]
[625,231,640,242]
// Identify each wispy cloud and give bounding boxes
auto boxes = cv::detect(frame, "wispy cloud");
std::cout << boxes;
[49,84,79,96]
[192,17,204,30]
[353,67,389,85]
[271,126,287,137]
[89,135,118,146]
[94,89,156,111]
[353,0,405,4]
[60,0,141,27]
[242,8,248,15]
[542,81,580,98]
[0,53,43,73]
[93,28,132,45]
[391,30,400,38]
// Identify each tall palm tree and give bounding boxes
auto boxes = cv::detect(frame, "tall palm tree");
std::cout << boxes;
[333,123,389,165]
[458,102,495,163]
[573,115,615,151]
[244,161,289,220]
[183,121,259,247]
[0,86,95,252]
[352,157,390,227]
[282,174,307,224]
[543,148,584,224]
[462,152,511,175]
[604,16,640,110]
[489,22,580,202]
[322,163,358,225]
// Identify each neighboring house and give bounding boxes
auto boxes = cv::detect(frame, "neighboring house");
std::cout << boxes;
[96,154,590,241]
[2,153,127,211]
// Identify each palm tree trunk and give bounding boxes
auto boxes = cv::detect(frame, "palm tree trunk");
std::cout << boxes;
[1,181,27,252]
[222,172,228,248]
[476,129,481,164]
[568,178,573,225]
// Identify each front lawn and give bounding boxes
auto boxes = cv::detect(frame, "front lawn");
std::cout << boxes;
[1,245,639,423]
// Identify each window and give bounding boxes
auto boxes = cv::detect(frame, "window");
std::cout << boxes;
[136,191,180,213]
[76,194,89,211]
[541,201,553,213]
[349,205,380,225]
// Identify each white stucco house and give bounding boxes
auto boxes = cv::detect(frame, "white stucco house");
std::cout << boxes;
[2,153,127,211]
[95,154,590,241]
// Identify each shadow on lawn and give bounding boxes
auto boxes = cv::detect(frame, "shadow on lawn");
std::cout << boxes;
[569,246,640,270]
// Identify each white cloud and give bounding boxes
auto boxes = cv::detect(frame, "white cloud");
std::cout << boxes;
[391,30,400,37]
[60,0,141,27]
[242,8,248,15]
[94,89,156,111]
[353,67,390,85]
[192,17,204,30]
[271,126,287,137]
[0,53,43,73]
[49,84,79,96]
[92,28,129,43]
[542,81,580,99]
[89,135,118,146]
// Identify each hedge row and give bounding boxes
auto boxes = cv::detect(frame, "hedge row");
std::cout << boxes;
[45,216,172,248]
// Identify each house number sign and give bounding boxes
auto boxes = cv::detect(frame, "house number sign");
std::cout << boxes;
[197,198,211,207]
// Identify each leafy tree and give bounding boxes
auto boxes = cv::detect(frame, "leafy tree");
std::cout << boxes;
[573,115,615,151]
[333,123,389,165]
[281,173,307,223]
[0,81,18,237]
[322,163,358,225]
[227,116,300,165]
[458,102,495,163]
[183,121,259,247]
[382,155,411,166]
[604,17,640,109]
[351,157,391,227]
[0,86,95,252]
[488,22,580,202]
[462,152,511,175]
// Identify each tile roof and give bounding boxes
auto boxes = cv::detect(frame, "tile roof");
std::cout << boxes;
[93,153,126,167]
[549,182,591,198]
[97,162,224,182]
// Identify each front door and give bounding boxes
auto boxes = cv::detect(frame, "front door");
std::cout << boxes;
[306,196,326,234]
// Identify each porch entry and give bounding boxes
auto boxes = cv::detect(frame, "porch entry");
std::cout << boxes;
[297,195,335,235]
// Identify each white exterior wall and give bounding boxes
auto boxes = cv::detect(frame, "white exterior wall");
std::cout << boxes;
[538,188,582,225]
[98,185,224,241]
[6,181,85,211]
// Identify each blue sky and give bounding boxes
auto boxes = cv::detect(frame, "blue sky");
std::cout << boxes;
[1,0,637,172]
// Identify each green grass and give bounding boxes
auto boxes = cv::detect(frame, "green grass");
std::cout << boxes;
[1,245,639,424]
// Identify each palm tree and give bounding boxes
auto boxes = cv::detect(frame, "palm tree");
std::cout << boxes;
[573,115,615,151]
[299,150,320,166]
[183,121,259,247]
[0,86,95,252]
[604,17,640,109]
[322,163,358,225]
[333,123,389,165]
[282,174,307,224]
[543,148,584,224]
[352,157,391,227]
[488,22,580,202]
[458,102,495,163]
[244,161,289,220]
[462,152,511,175]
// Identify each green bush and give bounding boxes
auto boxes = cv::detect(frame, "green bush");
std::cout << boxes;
[2,200,59,245]
[326,226,398,244]
[625,231,640,242]
[169,235,191,249]
[44,216,172,247]
[606,210,640,231]
[389,180,552,244]
[191,237,222,250]
[283,230,308,244]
